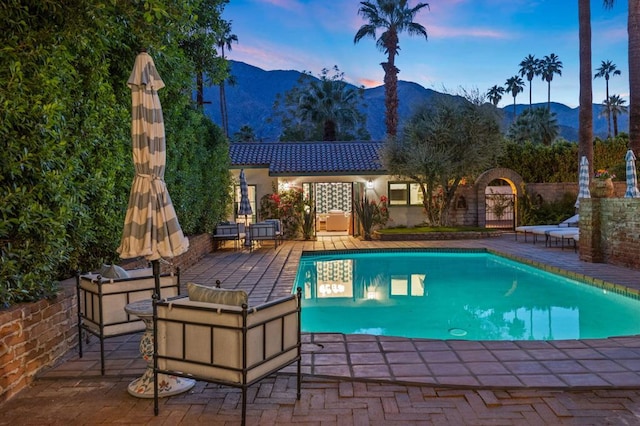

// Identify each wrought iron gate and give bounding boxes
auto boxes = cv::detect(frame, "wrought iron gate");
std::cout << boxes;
[485,193,515,229]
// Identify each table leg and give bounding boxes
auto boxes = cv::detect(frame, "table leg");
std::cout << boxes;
[126,306,195,398]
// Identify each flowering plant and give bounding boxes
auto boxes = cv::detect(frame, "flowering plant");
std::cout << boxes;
[594,169,616,180]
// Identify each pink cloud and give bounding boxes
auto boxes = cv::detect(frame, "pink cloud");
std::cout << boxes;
[358,78,382,88]
[256,0,300,11]
[429,25,509,39]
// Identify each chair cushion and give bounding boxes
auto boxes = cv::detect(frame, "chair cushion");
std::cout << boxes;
[187,282,248,306]
[98,264,130,279]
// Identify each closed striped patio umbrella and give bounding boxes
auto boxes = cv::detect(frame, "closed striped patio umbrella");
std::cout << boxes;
[238,169,253,223]
[624,149,640,198]
[117,51,189,285]
[575,155,591,208]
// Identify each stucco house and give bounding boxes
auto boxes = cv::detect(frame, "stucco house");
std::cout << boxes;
[229,141,413,235]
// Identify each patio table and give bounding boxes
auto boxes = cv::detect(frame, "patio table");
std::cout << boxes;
[124,299,195,398]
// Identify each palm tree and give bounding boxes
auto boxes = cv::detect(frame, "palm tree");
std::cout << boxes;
[594,60,622,138]
[505,75,525,123]
[354,0,429,138]
[232,124,256,143]
[578,0,594,176]
[607,94,628,137]
[216,21,238,138]
[298,77,362,141]
[508,107,559,146]
[486,85,505,106]
[540,53,563,111]
[518,54,541,109]
[600,1,640,153]
[627,2,640,154]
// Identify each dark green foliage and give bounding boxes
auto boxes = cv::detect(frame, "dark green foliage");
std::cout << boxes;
[272,66,370,142]
[507,107,559,145]
[517,190,577,226]
[383,97,503,226]
[498,135,629,183]
[0,0,231,307]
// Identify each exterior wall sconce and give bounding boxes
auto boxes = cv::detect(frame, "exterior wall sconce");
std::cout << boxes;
[366,179,374,189]
[279,180,290,191]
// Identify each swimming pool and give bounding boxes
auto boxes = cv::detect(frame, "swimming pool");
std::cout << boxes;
[293,249,640,340]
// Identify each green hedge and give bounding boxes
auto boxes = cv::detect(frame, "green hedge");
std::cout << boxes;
[0,1,231,308]
[498,136,629,183]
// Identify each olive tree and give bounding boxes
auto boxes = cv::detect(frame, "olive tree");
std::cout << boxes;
[382,95,503,226]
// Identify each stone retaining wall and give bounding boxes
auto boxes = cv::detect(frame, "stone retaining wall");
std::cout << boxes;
[0,233,213,404]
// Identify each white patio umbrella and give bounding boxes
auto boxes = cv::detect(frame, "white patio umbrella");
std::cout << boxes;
[624,149,640,198]
[117,51,189,293]
[575,155,591,208]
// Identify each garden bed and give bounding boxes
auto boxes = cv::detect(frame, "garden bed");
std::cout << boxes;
[373,230,507,241]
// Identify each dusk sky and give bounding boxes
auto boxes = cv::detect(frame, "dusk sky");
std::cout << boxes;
[223,0,629,108]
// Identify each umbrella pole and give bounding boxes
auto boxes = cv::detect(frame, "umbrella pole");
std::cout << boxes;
[152,259,161,299]
[244,214,251,248]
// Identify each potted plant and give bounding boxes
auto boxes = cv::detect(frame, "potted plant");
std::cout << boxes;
[591,169,616,198]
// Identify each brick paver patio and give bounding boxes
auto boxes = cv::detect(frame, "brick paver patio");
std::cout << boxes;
[3,234,640,424]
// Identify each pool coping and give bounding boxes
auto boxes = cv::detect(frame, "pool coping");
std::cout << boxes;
[184,236,640,390]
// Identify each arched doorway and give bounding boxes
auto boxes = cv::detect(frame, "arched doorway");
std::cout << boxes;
[475,168,525,229]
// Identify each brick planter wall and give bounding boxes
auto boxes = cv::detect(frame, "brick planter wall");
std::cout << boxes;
[579,198,640,269]
[0,233,213,404]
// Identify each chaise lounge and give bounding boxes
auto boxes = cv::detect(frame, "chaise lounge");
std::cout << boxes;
[515,214,579,243]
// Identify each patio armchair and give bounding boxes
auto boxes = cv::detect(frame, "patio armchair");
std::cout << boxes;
[153,283,302,426]
[249,222,279,249]
[76,266,180,375]
[213,222,246,250]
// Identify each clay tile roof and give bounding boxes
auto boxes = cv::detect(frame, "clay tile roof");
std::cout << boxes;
[229,141,386,176]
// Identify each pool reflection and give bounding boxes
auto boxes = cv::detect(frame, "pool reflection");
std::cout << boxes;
[295,252,640,341]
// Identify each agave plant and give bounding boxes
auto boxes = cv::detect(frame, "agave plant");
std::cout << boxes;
[354,195,389,240]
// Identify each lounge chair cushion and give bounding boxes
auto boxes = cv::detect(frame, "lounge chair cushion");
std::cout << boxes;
[187,282,248,306]
[98,264,130,279]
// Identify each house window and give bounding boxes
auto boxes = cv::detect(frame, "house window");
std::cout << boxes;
[388,182,423,206]
[388,183,408,205]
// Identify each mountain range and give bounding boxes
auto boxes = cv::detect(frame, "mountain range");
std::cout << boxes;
[202,60,628,142]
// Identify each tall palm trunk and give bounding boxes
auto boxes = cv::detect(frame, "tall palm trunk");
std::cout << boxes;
[323,120,337,141]
[382,30,400,138]
[579,0,594,176]
[219,45,229,137]
[196,71,204,107]
[547,81,551,111]
[512,96,517,123]
[219,82,228,137]
[382,61,399,137]
[629,0,640,154]
[613,110,619,136]
[605,78,612,138]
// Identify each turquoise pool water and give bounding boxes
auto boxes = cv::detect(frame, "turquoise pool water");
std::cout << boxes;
[293,250,640,340]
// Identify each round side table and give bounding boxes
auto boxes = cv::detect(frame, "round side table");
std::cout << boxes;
[124,299,195,398]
